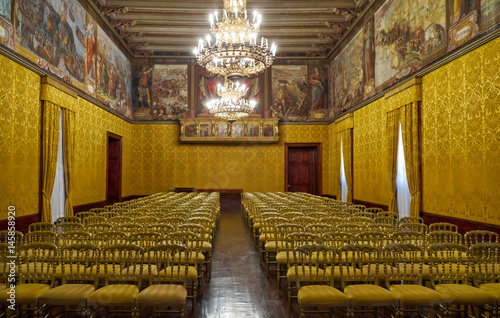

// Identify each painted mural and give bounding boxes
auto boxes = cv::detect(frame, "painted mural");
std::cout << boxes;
[271,65,309,122]
[332,28,365,113]
[0,0,11,21]
[374,0,447,89]
[448,0,480,51]
[197,67,261,118]
[481,0,500,31]
[133,64,188,121]
[307,65,330,121]
[96,26,132,116]
[85,14,97,97]
[0,16,14,49]
[14,0,86,85]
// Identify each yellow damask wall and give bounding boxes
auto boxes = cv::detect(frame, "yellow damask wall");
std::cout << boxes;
[353,97,388,205]
[130,124,332,195]
[0,55,41,219]
[421,36,500,225]
[72,99,133,206]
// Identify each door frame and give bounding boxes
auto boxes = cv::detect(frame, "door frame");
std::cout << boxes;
[106,132,122,203]
[284,143,322,195]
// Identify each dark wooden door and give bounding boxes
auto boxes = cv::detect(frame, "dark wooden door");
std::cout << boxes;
[287,147,317,194]
[107,134,122,203]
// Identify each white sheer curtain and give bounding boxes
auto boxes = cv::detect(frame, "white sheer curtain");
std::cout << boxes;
[340,139,348,202]
[396,122,411,218]
[50,109,66,223]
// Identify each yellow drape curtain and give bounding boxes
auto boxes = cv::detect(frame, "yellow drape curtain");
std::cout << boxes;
[62,108,75,217]
[336,129,353,202]
[386,109,400,213]
[336,133,342,200]
[400,102,421,217]
[41,101,60,223]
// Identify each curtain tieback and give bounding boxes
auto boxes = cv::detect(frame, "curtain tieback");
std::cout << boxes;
[41,190,50,199]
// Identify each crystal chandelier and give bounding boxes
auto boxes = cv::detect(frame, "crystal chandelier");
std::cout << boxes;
[206,78,257,123]
[194,0,277,78]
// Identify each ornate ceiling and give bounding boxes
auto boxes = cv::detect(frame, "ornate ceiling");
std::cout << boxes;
[90,0,373,58]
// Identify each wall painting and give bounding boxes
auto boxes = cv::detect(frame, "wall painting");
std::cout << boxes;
[448,0,480,51]
[271,65,309,122]
[307,64,329,121]
[481,0,500,31]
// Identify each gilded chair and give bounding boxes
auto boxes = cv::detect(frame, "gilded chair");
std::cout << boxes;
[177,223,213,278]
[304,223,336,235]
[291,216,316,227]
[470,242,500,316]
[428,243,495,317]
[392,231,426,248]
[329,211,350,220]
[399,222,428,234]
[318,216,342,226]
[429,222,458,233]
[294,245,349,317]
[305,212,329,220]
[351,205,366,211]
[39,244,100,317]
[353,211,375,220]
[345,208,362,215]
[122,211,143,219]
[282,211,304,221]
[253,212,282,244]
[93,231,128,248]
[135,216,160,227]
[465,230,499,248]
[0,230,23,247]
[365,207,384,214]
[272,223,304,285]
[114,223,144,234]
[99,212,119,219]
[348,216,372,226]
[368,223,398,234]
[399,216,424,224]
[383,243,447,317]
[58,231,92,248]
[336,223,366,234]
[322,232,353,249]
[75,211,96,221]
[164,216,187,228]
[129,231,163,250]
[427,230,463,245]
[87,244,144,317]
[338,244,399,317]
[108,216,133,226]
[24,231,57,245]
[136,244,189,317]
[354,231,392,248]
[0,243,58,317]
[55,216,80,225]
[85,223,113,234]
[166,231,203,291]
[55,223,84,234]
[373,216,399,227]
[146,223,175,234]
[89,207,106,214]
[377,211,398,219]
[82,216,107,227]
[29,222,56,233]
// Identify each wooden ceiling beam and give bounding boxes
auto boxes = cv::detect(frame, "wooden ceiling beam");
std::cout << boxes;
[124,25,345,35]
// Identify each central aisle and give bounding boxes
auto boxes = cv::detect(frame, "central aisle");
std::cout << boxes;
[197,201,287,318]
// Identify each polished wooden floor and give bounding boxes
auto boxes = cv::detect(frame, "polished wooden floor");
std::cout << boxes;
[196,201,288,318]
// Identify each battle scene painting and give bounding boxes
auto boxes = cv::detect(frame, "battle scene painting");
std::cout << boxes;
[96,26,132,116]
[332,28,365,112]
[14,0,86,85]
[151,65,188,120]
[271,65,309,122]
[375,0,446,89]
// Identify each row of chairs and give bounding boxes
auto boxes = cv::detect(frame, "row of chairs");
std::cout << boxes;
[0,191,221,317]
[242,192,500,317]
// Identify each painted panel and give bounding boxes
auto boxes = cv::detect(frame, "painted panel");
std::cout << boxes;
[481,0,500,31]
[374,0,446,89]
[84,13,97,96]
[448,0,480,51]
[0,0,11,21]
[271,65,309,122]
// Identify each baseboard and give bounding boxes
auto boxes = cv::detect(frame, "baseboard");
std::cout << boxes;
[422,212,500,236]
[0,214,40,233]
[352,199,389,211]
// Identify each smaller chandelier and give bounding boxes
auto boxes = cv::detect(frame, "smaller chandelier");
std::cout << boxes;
[207,78,257,123]
[193,0,277,78]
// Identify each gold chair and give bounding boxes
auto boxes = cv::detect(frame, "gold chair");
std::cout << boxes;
[351,205,366,211]
[329,211,350,219]
[28,222,56,233]
[354,231,392,248]
[146,223,175,234]
[24,231,57,245]
[108,216,133,225]
[166,231,203,292]
[136,244,189,317]
[339,244,399,317]
[99,212,119,219]
[465,230,499,248]
[428,243,495,317]
[373,216,398,227]
[377,211,398,219]
[392,231,426,248]
[85,223,113,234]
[336,223,366,234]
[135,216,160,227]
[0,243,58,317]
[365,207,384,214]
[39,243,100,317]
[0,230,23,247]
[55,216,80,225]
[271,224,303,284]
[304,223,336,235]
[178,223,213,278]
[83,216,107,227]
[399,216,424,224]
[114,223,144,234]
[348,216,372,226]
[129,231,163,250]
[89,207,107,214]
[93,231,128,248]
[429,222,458,233]
[353,211,375,220]
[428,230,462,245]
[471,242,500,317]
[87,244,144,317]
[55,223,84,234]
[295,244,349,318]
[75,211,96,221]
[399,222,428,234]
[58,230,92,248]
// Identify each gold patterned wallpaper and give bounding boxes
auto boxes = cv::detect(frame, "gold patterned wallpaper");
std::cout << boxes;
[353,98,388,205]
[421,36,500,225]
[0,55,41,219]
[129,124,332,195]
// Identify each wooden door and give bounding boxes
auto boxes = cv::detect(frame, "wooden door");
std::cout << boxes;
[107,133,122,203]
[285,144,321,195]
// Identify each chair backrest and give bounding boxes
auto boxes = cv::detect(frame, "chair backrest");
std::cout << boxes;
[85,223,114,234]
[99,212,119,219]
[427,243,469,286]
[146,223,175,234]
[83,216,107,226]
[392,231,426,247]
[377,211,398,219]
[25,231,57,244]
[135,216,160,226]
[93,231,128,247]
[470,242,500,285]
[464,230,499,247]
[60,243,100,286]
[348,216,372,226]
[365,207,384,214]
[56,223,84,234]
[129,231,163,249]
[353,211,375,220]
[18,243,58,284]
[146,244,189,286]
[373,216,398,227]
[383,243,425,285]
[29,222,56,233]
[89,207,107,214]
[59,230,92,247]
[329,211,351,219]
[0,230,23,246]
[108,216,133,225]
[336,223,366,234]
[304,223,336,234]
[322,231,353,248]
[429,222,458,233]
[55,216,81,225]
[292,244,335,284]
[399,216,424,224]
[351,205,366,211]
[75,211,96,220]
[291,216,316,226]
[100,244,144,286]
[427,230,462,245]
[115,222,144,233]
[338,244,382,288]
[399,222,428,234]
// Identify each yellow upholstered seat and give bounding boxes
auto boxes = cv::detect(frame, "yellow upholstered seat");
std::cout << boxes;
[87,284,139,305]
[298,285,349,306]
[389,285,447,306]
[434,284,495,305]
[160,266,198,279]
[479,283,500,299]
[39,284,95,306]
[0,284,50,304]
[344,284,398,307]
[325,266,361,280]
[287,266,325,279]
[136,284,187,306]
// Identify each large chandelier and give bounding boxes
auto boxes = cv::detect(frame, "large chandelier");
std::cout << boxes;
[207,78,257,123]
[194,0,277,78]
